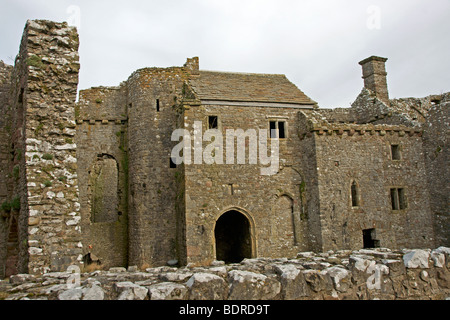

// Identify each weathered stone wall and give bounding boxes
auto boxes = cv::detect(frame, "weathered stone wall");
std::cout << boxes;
[22,20,82,274]
[182,104,314,266]
[0,20,82,275]
[0,61,14,278]
[1,247,448,300]
[309,124,433,251]
[76,85,128,269]
[126,67,190,268]
[422,93,450,247]
[3,27,32,278]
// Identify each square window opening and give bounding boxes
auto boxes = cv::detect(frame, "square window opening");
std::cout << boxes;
[269,120,287,139]
[391,144,401,160]
[363,228,380,249]
[208,115,218,129]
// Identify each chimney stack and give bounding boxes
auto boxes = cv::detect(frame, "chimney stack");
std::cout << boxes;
[359,56,389,105]
[184,57,199,75]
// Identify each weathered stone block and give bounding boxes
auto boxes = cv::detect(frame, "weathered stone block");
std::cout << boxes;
[82,283,105,300]
[325,266,350,293]
[115,281,148,300]
[228,270,281,300]
[273,264,309,299]
[148,282,188,300]
[403,250,430,269]
[185,273,227,300]
[303,270,333,293]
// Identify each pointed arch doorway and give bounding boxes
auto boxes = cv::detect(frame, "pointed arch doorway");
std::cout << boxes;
[214,210,254,263]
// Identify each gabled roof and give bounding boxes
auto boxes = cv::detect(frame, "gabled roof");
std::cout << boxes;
[188,70,316,106]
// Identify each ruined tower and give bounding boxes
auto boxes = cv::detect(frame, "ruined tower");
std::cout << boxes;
[0,20,82,276]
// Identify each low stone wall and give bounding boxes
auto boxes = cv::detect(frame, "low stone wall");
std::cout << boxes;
[1,247,449,300]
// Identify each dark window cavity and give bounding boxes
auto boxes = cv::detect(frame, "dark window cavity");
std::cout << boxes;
[391,144,401,160]
[269,120,287,139]
[208,115,218,129]
[351,181,359,207]
[363,228,380,248]
[170,157,177,168]
[390,188,406,210]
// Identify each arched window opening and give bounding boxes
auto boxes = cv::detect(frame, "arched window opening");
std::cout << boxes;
[90,155,119,223]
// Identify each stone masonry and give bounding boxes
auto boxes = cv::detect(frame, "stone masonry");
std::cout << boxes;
[0,20,81,277]
[0,247,449,300]
[0,20,448,281]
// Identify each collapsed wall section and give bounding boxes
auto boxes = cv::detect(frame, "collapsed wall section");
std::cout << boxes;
[422,93,450,247]
[0,61,14,278]
[76,85,129,269]
[299,108,435,252]
[0,20,82,275]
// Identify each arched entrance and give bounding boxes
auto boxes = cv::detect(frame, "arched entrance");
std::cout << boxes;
[214,210,252,263]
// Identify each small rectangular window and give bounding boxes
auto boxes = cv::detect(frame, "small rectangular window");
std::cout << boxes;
[156,99,160,112]
[208,115,218,129]
[269,120,287,138]
[228,184,234,195]
[391,144,401,160]
[269,121,277,138]
[278,121,286,139]
[170,157,177,168]
[390,188,406,210]
[351,182,359,207]
[390,188,398,210]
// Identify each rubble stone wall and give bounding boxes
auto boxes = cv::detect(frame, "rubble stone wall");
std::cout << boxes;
[182,104,314,266]
[0,20,82,275]
[126,67,190,267]
[0,247,448,300]
[76,85,129,269]
[422,93,450,247]
[0,61,14,278]
[314,126,433,251]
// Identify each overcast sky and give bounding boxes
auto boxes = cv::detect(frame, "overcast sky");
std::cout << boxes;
[1,0,449,108]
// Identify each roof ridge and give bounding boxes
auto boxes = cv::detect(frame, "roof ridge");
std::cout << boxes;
[199,70,286,77]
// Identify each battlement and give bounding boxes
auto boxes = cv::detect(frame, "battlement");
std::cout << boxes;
[299,121,423,139]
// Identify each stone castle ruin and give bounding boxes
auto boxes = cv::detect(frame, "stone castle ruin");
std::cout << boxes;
[0,20,448,278]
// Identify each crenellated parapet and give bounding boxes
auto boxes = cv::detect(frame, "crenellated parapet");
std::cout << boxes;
[299,121,423,140]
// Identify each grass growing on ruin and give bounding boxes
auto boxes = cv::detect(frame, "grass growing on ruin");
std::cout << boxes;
[42,153,53,160]
[43,180,52,187]
[26,55,44,69]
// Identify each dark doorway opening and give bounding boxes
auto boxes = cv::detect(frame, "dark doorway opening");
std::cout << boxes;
[215,210,252,263]
[362,228,380,249]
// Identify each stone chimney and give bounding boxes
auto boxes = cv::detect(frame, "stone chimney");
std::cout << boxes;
[184,57,199,75]
[359,56,389,105]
